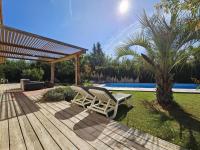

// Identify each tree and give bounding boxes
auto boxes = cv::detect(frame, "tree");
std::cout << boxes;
[116,11,199,106]
[22,68,44,81]
[55,61,75,83]
[89,42,105,69]
[155,0,200,17]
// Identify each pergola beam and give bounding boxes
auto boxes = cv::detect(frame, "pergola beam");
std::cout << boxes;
[0,0,3,25]
[75,54,81,85]
[50,51,82,64]
[50,63,55,83]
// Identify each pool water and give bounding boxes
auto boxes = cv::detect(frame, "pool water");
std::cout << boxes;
[104,83,198,89]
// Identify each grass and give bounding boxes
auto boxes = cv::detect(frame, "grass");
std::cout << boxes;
[114,91,200,150]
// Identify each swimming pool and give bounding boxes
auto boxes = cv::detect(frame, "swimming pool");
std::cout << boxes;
[104,83,199,89]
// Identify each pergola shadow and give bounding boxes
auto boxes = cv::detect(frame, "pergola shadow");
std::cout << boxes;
[0,90,40,121]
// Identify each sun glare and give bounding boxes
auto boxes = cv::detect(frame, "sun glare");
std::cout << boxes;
[119,0,129,15]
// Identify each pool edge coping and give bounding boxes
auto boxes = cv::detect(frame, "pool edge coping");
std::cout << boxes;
[95,84,200,93]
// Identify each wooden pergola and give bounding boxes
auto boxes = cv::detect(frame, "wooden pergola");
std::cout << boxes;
[0,0,87,85]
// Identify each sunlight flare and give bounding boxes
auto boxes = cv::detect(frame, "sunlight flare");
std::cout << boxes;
[119,0,130,15]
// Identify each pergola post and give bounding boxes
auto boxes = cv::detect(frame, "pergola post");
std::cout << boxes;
[50,63,55,84]
[0,0,3,25]
[75,54,80,85]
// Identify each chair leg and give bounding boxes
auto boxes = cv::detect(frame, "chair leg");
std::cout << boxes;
[82,96,88,108]
[110,105,118,119]
[71,92,79,103]
[88,109,93,113]
[87,96,97,109]
[105,113,109,118]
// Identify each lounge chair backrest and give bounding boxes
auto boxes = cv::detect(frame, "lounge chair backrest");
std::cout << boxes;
[89,88,117,105]
[70,86,94,99]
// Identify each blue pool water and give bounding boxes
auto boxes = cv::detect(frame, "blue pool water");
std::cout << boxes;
[104,83,198,89]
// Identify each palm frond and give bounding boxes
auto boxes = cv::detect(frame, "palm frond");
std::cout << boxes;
[116,34,154,59]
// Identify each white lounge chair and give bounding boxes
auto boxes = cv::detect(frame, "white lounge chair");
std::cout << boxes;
[70,86,94,108]
[88,87,132,119]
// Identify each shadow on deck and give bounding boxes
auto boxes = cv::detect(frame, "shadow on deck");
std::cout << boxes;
[0,90,40,121]
[0,84,183,150]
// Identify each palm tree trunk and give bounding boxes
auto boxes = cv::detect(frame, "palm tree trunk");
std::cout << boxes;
[156,72,173,106]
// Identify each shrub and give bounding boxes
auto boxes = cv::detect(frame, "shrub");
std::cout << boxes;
[22,68,44,81]
[83,80,93,87]
[42,87,75,101]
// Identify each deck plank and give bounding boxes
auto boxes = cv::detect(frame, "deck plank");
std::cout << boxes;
[40,102,112,150]
[18,92,78,150]
[15,93,61,150]
[37,104,95,150]
[7,92,27,150]
[25,88,178,150]
[58,101,169,150]
[44,102,131,150]
[27,92,140,150]
[60,102,149,148]
[10,92,43,150]
[0,94,9,150]
[1,84,183,150]
[51,101,144,150]
[63,101,180,150]
[0,120,9,150]
[57,100,173,150]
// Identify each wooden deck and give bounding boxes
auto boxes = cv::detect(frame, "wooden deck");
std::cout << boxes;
[0,84,181,150]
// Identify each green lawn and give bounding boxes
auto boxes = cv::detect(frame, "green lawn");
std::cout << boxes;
[113,91,200,150]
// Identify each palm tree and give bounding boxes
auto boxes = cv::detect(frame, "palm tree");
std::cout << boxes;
[116,12,199,106]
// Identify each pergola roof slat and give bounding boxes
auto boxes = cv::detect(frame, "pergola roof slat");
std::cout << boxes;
[3,25,87,51]
[0,25,87,62]
[0,50,57,59]
[0,41,67,55]
[0,52,52,62]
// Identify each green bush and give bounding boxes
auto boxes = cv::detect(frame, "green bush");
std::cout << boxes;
[83,79,93,87]
[22,68,44,81]
[42,87,75,101]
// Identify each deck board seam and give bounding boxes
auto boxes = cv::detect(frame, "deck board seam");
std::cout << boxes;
[49,102,138,150]
[59,101,169,150]
[9,92,28,150]
[20,92,77,150]
[14,92,61,150]
[11,92,45,150]
[6,93,11,150]
[39,102,113,150]
[0,93,10,150]
[44,102,126,150]
[11,92,41,150]
[8,92,27,150]
[0,93,3,119]
[17,93,63,150]
[57,100,172,150]
[57,102,151,149]
[37,103,95,150]
[30,93,140,150]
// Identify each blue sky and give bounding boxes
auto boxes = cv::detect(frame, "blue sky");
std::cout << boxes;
[3,0,160,56]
